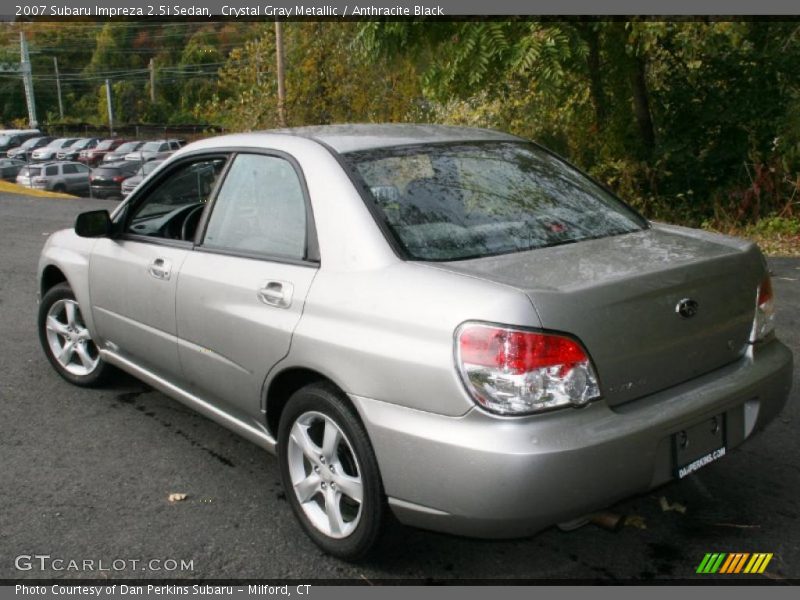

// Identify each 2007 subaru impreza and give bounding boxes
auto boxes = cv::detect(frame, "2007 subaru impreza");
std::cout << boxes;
[37,125,793,559]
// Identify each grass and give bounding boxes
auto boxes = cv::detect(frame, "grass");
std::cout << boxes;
[705,216,800,257]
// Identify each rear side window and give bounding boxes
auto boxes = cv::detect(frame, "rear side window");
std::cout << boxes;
[45,166,58,176]
[62,164,77,174]
[343,142,646,261]
[202,154,307,260]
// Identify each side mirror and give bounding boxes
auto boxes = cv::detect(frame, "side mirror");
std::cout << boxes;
[75,210,112,238]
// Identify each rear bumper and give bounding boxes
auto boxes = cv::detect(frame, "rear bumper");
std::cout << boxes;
[90,185,122,198]
[352,339,793,538]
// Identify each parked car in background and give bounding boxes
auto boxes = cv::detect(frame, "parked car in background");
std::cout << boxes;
[124,139,183,162]
[7,136,54,161]
[0,157,26,181]
[102,140,144,163]
[0,130,41,155]
[31,138,79,162]
[120,159,163,197]
[35,125,793,559]
[57,138,99,161]
[17,161,90,194]
[79,139,128,167]
[90,161,141,198]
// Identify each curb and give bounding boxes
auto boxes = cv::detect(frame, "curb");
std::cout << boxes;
[0,180,77,199]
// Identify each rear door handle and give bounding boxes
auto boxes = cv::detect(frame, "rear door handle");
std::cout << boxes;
[257,280,293,308]
[148,257,172,280]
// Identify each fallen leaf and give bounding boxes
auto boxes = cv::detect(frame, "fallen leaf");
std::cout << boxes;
[168,493,188,503]
[659,496,687,514]
[624,515,647,529]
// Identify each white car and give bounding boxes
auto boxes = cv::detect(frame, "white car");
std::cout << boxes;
[31,138,79,162]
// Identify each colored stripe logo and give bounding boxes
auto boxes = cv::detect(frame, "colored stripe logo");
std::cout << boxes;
[696,553,773,574]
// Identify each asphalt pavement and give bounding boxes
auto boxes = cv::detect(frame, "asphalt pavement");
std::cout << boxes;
[1,191,798,581]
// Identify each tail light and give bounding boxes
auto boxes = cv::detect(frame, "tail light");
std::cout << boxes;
[456,322,600,415]
[751,275,775,342]
[112,175,125,183]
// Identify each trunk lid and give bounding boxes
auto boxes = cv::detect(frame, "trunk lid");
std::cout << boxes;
[438,224,764,407]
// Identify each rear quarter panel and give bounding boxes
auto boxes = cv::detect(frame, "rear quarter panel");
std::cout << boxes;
[283,262,540,416]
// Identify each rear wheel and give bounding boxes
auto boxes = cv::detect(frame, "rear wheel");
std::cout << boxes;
[277,383,385,560]
[52,183,66,193]
[38,283,110,386]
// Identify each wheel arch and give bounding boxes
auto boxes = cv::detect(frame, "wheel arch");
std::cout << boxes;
[40,264,69,298]
[264,366,355,438]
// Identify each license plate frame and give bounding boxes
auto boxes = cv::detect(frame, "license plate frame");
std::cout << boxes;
[673,413,727,479]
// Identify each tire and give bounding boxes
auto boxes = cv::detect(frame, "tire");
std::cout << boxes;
[278,382,385,560]
[52,184,66,193]
[38,282,110,387]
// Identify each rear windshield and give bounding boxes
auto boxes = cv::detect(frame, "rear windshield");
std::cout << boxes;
[343,142,647,261]
[19,166,41,176]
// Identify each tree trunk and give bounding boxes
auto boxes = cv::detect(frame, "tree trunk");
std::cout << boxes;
[274,21,287,127]
[630,52,655,155]
[579,25,607,131]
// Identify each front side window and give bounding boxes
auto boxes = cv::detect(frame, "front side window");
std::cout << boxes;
[62,164,77,174]
[203,154,307,260]
[343,142,647,261]
[125,157,226,240]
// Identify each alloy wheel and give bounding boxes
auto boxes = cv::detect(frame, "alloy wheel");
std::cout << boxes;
[286,411,364,539]
[44,299,99,376]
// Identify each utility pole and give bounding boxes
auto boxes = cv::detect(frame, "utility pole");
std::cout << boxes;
[53,57,64,120]
[274,21,287,127]
[149,58,156,103]
[19,32,38,129]
[105,79,114,135]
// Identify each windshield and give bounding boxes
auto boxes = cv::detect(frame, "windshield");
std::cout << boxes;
[116,142,141,153]
[20,137,43,149]
[142,160,162,175]
[96,140,115,150]
[343,142,647,261]
[0,136,11,145]
[72,139,92,149]
[142,141,165,152]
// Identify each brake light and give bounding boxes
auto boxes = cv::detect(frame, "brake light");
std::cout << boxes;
[456,323,600,415]
[751,275,775,342]
[112,175,125,183]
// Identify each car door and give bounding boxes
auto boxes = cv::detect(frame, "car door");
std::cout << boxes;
[61,163,79,193]
[88,154,228,380]
[176,152,319,422]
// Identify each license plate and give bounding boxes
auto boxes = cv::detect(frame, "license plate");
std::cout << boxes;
[674,414,727,479]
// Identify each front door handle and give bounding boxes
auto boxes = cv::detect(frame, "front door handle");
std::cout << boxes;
[257,280,293,308]
[148,257,172,280]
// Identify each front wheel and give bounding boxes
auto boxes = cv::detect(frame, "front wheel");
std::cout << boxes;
[38,283,110,386]
[277,383,385,560]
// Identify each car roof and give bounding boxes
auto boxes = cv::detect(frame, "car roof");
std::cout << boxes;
[263,124,522,153]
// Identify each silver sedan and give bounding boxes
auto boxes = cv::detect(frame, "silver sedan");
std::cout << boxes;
[37,125,793,559]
